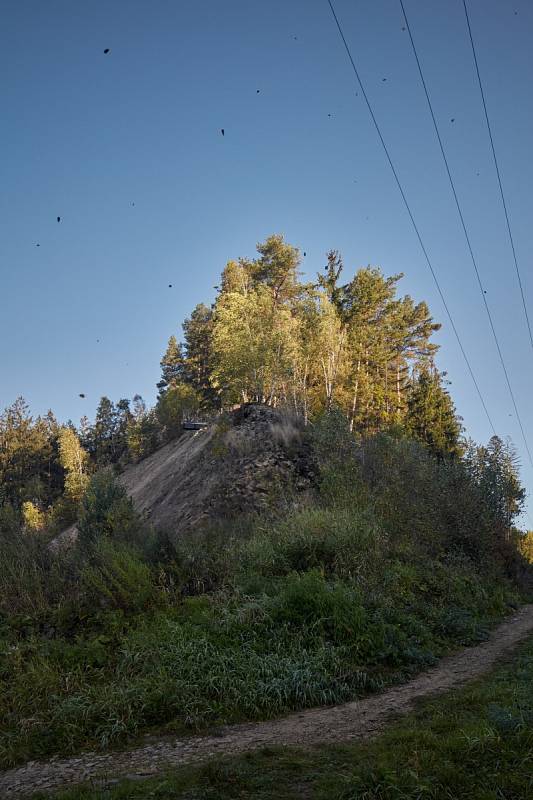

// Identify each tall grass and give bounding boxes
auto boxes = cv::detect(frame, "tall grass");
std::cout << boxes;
[0,424,530,768]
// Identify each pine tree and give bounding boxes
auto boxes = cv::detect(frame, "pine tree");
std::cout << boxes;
[182,304,215,404]
[157,336,184,397]
[253,234,302,303]
[317,249,344,310]
[406,368,463,459]
[0,397,57,508]
[93,397,118,466]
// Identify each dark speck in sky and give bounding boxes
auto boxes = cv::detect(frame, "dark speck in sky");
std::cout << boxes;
[57,216,60,222]
[79,393,85,398]
[104,48,110,54]
[221,128,224,136]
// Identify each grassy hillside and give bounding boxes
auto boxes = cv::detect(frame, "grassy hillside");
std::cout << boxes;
[1,412,530,770]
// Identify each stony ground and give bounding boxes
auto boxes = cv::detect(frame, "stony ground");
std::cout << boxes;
[2,604,532,798]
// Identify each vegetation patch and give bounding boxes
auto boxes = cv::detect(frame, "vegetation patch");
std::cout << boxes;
[34,633,533,800]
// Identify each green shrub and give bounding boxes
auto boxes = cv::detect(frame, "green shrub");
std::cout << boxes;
[77,469,142,548]
[79,540,162,613]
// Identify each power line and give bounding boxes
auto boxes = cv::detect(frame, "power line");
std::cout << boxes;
[326,0,495,435]
[399,0,533,468]
[462,0,533,355]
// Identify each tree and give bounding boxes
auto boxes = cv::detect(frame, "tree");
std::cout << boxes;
[311,292,348,412]
[77,469,138,547]
[212,282,298,405]
[253,234,303,303]
[0,397,60,508]
[406,368,463,459]
[22,500,45,532]
[126,396,160,462]
[317,249,344,309]
[182,304,216,405]
[157,336,184,397]
[464,436,525,537]
[93,397,118,465]
[58,426,90,502]
[156,382,201,439]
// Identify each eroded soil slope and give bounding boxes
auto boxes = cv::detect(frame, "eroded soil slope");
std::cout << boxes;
[119,404,315,538]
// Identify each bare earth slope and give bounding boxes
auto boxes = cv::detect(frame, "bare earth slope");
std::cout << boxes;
[51,405,315,548]
[119,405,315,537]
[118,425,216,535]
[2,605,532,798]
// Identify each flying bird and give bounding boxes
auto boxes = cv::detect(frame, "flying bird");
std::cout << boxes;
[57,216,61,223]
[36,243,40,247]
[168,284,173,288]
[221,128,225,136]
[131,202,135,206]
[303,251,306,257]
[451,118,455,123]
[382,78,387,82]
[256,89,260,93]
[79,393,85,398]
[104,48,110,54]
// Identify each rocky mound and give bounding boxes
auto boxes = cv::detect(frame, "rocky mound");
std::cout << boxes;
[118,403,315,538]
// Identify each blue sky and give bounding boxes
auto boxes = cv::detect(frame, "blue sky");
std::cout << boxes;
[2,0,532,522]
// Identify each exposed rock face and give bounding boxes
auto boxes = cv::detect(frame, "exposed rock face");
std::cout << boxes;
[118,404,316,539]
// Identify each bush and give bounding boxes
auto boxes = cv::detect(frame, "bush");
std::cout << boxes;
[79,540,162,613]
[77,469,142,548]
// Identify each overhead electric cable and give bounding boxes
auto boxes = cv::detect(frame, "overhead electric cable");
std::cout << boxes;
[326,0,495,435]
[462,0,533,355]
[399,0,533,467]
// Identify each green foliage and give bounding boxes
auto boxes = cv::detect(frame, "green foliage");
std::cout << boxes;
[51,637,533,800]
[79,540,161,613]
[21,500,45,531]
[156,382,201,440]
[0,398,64,510]
[157,335,185,397]
[518,531,533,563]
[77,469,140,548]
[182,303,217,406]
[0,524,75,615]
[309,408,361,501]
[58,426,90,503]
[126,398,160,462]
[406,367,463,458]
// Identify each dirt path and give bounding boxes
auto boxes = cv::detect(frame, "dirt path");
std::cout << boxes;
[2,605,533,798]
